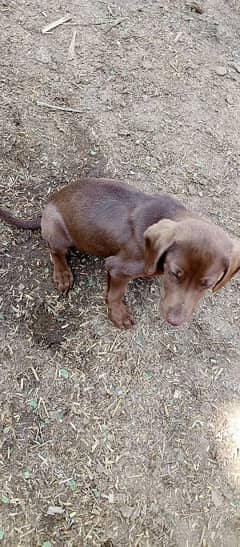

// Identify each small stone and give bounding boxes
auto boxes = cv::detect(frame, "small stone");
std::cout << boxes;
[226,95,234,105]
[215,66,227,76]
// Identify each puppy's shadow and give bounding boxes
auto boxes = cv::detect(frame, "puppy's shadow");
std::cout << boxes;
[69,248,160,304]
[69,249,105,290]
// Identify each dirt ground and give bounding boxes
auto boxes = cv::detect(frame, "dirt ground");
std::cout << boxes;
[1,0,240,545]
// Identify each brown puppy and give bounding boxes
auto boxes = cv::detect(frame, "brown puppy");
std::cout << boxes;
[1,177,240,328]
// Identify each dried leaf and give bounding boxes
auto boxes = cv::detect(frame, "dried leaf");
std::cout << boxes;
[2,495,9,504]
[23,470,31,480]
[144,371,152,381]
[68,479,77,492]
[59,368,69,379]
[29,399,38,410]
[92,487,100,498]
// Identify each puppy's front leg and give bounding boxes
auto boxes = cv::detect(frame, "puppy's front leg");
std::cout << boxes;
[49,247,73,294]
[106,271,135,329]
[105,254,144,329]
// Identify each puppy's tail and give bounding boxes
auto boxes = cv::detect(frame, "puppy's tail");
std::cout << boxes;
[0,207,41,230]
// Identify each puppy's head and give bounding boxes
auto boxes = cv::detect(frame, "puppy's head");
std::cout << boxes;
[144,218,240,326]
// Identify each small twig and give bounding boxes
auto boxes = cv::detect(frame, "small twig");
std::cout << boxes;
[30,366,40,382]
[105,17,127,33]
[42,16,71,34]
[199,525,206,546]
[36,101,83,114]
[39,397,49,418]
[169,62,179,73]
[107,5,115,17]
[68,30,77,60]
[67,20,108,27]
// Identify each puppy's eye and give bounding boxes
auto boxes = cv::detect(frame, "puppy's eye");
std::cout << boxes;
[170,268,183,280]
[201,279,212,289]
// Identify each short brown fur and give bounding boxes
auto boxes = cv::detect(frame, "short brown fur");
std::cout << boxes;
[1,177,240,328]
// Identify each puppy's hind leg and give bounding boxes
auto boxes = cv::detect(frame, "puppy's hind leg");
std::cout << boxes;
[41,204,74,294]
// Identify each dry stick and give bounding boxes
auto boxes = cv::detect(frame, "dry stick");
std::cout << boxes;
[36,101,83,114]
[107,4,115,17]
[42,16,71,34]
[68,21,108,26]
[105,17,127,33]
[68,30,77,61]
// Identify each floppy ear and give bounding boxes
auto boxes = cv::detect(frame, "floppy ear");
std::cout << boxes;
[144,219,176,275]
[213,239,240,292]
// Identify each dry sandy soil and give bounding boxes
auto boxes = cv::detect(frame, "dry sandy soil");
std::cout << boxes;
[1,0,240,545]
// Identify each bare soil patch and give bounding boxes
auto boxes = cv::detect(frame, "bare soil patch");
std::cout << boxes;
[1,1,240,545]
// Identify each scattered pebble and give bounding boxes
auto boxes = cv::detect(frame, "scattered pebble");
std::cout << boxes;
[214,66,227,76]
[226,95,234,105]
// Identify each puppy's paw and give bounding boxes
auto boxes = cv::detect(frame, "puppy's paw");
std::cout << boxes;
[108,303,136,329]
[53,268,73,295]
